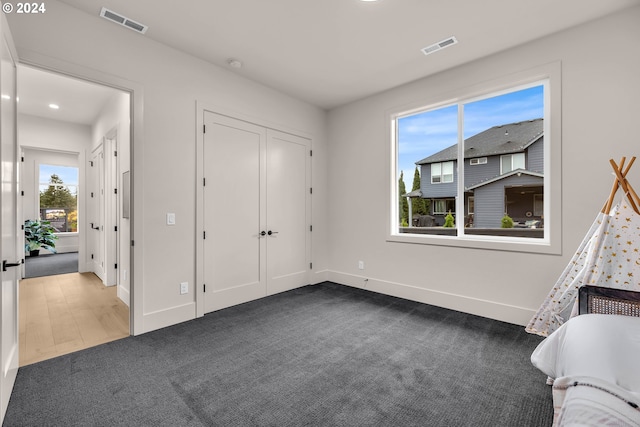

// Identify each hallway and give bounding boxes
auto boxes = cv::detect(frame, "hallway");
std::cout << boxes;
[19,272,129,366]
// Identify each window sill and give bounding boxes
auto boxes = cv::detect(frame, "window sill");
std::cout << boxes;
[387,230,560,255]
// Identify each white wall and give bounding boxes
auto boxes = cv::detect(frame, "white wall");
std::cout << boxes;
[326,6,640,325]
[19,114,89,256]
[6,0,328,334]
[91,91,131,305]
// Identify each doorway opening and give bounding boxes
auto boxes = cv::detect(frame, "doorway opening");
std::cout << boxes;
[17,65,132,366]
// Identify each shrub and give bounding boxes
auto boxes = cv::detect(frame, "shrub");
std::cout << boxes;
[501,214,514,228]
[443,211,455,228]
[400,218,409,227]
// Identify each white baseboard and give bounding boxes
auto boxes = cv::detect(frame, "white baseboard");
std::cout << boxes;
[327,271,535,326]
[118,285,130,307]
[141,302,196,334]
[312,269,329,284]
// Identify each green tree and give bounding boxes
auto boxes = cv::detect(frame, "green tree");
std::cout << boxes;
[411,167,428,216]
[40,174,76,209]
[398,171,409,225]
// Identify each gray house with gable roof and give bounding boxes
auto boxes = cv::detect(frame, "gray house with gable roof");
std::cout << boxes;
[415,118,544,229]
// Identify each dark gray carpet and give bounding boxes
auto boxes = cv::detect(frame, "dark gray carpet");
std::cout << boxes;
[4,282,553,426]
[24,252,78,278]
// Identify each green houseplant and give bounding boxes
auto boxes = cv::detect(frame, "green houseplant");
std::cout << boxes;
[24,219,58,256]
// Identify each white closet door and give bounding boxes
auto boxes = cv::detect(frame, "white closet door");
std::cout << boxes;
[201,113,311,314]
[265,129,311,295]
[203,113,267,313]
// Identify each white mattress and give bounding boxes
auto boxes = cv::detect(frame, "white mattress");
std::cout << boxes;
[531,314,640,426]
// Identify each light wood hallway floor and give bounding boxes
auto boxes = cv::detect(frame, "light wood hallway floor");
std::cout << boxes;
[19,272,130,367]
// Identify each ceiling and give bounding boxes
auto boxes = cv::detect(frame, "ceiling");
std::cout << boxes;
[18,65,123,125]
[17,0,640,122]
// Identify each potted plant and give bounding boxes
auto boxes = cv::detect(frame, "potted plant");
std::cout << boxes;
[24,219,58,256]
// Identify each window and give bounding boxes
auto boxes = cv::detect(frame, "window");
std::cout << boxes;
[39,164,79,233]
[431,161,454,183]
[501,153,525,174]
[392,64,561,254]
[470,157,487,165]
[433,199,455,214]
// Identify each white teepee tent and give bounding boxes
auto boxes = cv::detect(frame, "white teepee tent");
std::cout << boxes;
[526,157,640,337]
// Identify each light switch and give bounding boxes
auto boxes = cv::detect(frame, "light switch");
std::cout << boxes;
[167,213,176,225]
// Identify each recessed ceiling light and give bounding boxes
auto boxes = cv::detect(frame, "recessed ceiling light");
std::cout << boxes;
[49,103,60,110]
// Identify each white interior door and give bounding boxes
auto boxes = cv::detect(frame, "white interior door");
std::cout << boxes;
[89,145,105,282]
[265,129,311,295]
[203,112,266,312]
[0,20,19,422]
[201,112,311,314]
[105,133,118,287]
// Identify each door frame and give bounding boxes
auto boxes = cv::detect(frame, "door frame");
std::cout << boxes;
[0,13,19,422]
[195,102,313,317]
[15,52,144,334]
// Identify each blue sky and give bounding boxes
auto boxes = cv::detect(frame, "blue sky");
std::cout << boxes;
[397,85,544,190]
[40,164,78,187]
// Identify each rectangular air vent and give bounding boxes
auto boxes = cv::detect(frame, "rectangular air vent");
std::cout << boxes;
[421,36,458,56]
[100,7,148,34]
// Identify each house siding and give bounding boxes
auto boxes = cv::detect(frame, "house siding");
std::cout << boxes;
[420,162,458,199]
[464,156,501,189]
[527,137,544,173]
[473,174,543,228]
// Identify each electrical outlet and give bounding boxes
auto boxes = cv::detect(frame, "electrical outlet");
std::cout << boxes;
[358,261,364,270]
[180,282,188,295]
[167,213,176,225]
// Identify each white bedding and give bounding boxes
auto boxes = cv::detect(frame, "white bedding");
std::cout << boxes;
[531,314,640,426]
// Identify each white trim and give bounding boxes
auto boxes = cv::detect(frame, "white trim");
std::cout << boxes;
[15,51,145,334]
[388,62,562,255]
[327,271,536,326]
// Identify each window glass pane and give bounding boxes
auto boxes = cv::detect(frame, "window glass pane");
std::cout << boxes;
[442,161,454,183]
[501,155,512,174]
[513,153,525,170]
[39,165,79,232]
[463,85,544,238]
[397,104,458,235]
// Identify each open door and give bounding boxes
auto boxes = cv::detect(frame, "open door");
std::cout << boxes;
[0,14,19,422]
[89,144,106,282]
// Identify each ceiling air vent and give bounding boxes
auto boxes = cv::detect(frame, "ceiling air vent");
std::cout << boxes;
[100,7,148,34]
[421,36,458,56]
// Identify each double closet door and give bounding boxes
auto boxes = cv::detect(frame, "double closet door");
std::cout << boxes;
[202,112,311,313]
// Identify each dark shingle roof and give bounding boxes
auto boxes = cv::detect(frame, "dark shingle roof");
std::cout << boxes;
[416,118,543,165]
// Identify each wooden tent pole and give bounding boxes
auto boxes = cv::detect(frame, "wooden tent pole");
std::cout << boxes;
[609,157,639,214]
[602,157,627,214]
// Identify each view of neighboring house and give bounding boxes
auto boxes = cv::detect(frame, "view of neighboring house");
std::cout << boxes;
[415,118,544,228]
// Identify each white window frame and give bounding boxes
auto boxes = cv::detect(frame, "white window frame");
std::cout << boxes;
[388,63,561,254]
[470,157,487,165]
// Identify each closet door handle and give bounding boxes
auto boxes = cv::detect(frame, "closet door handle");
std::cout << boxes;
[260,231,266,237]
[267,230,278,236]
[3,260,22,272]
